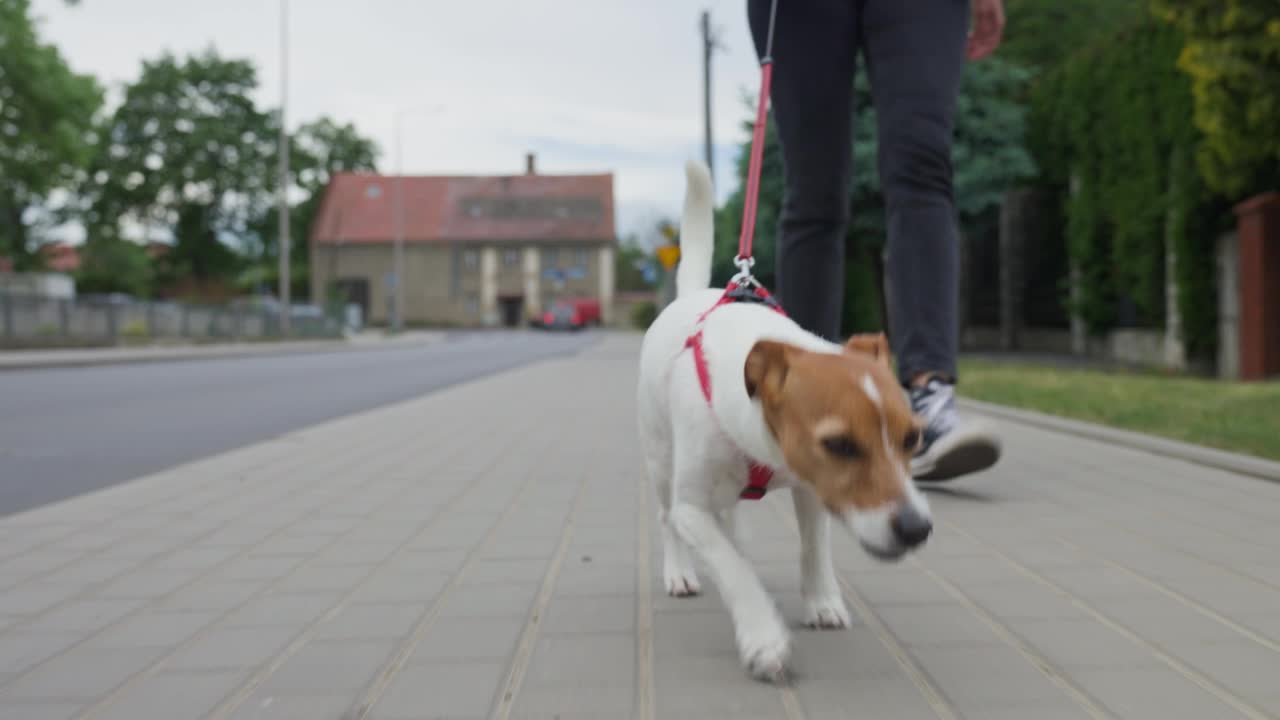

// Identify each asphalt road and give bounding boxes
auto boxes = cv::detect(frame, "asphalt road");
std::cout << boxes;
[0,331,599,517]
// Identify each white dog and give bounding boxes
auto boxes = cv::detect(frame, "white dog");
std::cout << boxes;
[636,160,934,682]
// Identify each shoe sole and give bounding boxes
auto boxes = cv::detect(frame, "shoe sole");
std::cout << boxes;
[911,425,1002,482]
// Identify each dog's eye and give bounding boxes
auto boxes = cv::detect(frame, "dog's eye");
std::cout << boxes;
[821,436,861,459]
[903,429,921,451]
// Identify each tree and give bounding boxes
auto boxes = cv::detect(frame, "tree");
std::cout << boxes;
[0,0,102,269]
[1151,0,1280,198]
[246,117,379,297]
[614,234,657,292]
[82,49,277,295]
[713,56,1036,335]
[1000,0,1145,72]
[74,239,151,297]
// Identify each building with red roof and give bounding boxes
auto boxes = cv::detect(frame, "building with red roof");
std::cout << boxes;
[309,154,617,327]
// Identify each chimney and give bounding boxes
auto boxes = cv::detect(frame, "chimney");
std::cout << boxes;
[525,152,536,175]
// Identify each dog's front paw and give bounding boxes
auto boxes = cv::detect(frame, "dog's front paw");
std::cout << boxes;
[738,621,791,683]
[803,594,851,629]
[664,570,701,597]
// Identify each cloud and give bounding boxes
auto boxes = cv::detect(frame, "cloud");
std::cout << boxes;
[32,0,768,238]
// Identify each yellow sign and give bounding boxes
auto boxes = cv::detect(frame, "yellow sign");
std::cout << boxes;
[656,244,681,270]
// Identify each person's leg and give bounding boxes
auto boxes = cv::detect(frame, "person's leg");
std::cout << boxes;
[748,0,858,342]
[861,0,966,384]
[861,0,1001,480]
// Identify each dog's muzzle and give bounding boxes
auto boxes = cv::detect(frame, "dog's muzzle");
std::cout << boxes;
[890,503,932,549]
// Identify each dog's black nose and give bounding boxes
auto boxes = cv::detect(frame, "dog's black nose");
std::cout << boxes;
[891,506,932,548]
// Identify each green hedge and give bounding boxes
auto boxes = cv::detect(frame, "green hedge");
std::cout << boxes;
[1029,15,1226,359]
[714,59,1035,339]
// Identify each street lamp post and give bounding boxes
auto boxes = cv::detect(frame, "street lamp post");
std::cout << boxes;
[277,0,291,336]
[389,105,443,334]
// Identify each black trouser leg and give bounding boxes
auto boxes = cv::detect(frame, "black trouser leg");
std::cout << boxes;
[747,0,969,385]
[748,0,857,344]
[862,0,969,386]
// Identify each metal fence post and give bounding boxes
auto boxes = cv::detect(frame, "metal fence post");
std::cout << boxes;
[106,303,119,344]
[59,299,70,336]
[2,293,11,340]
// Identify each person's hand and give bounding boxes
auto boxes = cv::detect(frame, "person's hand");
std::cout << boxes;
[966,0,1005,60]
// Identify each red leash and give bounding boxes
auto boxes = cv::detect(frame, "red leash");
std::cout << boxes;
[732,0,779,285]
[685,0,783,501]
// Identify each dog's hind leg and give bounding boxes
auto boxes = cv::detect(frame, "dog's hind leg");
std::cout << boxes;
[719,504,748,552]
[643,439,701,598]
[660,509,702,597]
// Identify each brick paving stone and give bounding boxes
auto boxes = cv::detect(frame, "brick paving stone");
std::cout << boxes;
[370,660,506,719]
[409,616,525,662]
[166,627,300,672]
[907,644,1077,712]
[0,632,81,676]
[1004,616,1159,669]
[0,645,167,702]
[89,609,219,649]
[228,693,357,720]
[311,602,426,642]
[19,597,148,634]
[1071,665,1244,720]
[0,702,86,720]
[256,639,396,694]
[93,669,246,720]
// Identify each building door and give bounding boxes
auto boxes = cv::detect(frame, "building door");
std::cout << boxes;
[498,296,524,328]
[331,278,370,322]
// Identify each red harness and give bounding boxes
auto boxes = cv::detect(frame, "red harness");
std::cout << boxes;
[684,282,787,500]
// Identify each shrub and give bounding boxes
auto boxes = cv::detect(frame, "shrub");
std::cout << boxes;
[631,301,658,330]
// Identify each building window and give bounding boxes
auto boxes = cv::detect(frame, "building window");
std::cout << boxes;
[462,249,479,271]
[573,248,589,269]
[541,247,559,268]
[503,249,520,268]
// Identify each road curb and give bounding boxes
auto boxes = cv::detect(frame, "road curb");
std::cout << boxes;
[959,397,1280,484]
[0,335,445,371]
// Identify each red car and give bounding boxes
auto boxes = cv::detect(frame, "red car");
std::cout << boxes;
[541,298,601,331]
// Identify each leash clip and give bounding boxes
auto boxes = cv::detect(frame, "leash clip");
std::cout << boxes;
[730,255,761,288]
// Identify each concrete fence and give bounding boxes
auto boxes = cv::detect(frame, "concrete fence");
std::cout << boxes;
[0,294,343,349]
[960,187,1280,380]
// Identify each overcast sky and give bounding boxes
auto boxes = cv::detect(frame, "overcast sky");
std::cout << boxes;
[32,0,766,242]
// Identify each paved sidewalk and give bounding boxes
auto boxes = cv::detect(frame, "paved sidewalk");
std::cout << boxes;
[1,334,1278,719]
[0,331,445,371]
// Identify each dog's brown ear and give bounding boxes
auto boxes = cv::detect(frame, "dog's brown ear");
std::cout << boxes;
[844,332,892,371]
[744,340,792,399]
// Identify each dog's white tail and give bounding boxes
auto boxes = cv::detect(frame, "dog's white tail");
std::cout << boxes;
[676,159,715,298]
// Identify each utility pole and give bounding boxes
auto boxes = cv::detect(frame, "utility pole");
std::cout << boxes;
[389,105,445,334]
[277,0,291,335]
[700,10,720,191]
[391,111,404,334]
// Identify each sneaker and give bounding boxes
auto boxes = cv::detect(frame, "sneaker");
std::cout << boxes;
[908,377,1001,481]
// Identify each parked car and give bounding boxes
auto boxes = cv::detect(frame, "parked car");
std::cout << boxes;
[537,297,601,330]
[535,297,593,330]
[568,297,602,326]
[541,302,585,331]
